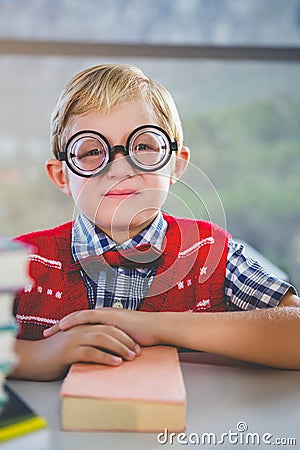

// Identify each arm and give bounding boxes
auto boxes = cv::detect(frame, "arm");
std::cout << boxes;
[10,324,141,381]
[44,292,300,370]
[156,292,300,369]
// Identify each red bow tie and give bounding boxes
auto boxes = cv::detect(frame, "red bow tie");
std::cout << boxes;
[69,243,163,272]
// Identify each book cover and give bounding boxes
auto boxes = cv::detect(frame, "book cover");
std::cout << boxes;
[0,236,31,293]
[0,236,32,418]
[0,365,11,400]
[0,322,19,411]
[0,384,47,442]
[0,324,18,366]
[60,345,186,432]
[0,293,15,326]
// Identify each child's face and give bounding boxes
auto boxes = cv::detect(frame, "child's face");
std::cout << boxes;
[47,100,189,241]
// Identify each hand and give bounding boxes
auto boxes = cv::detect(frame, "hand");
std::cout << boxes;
[12,321,143,381]
[44,308,160,347]
[44,322,142,377]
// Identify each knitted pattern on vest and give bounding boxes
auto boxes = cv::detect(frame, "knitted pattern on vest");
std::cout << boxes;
[14,214,230,340]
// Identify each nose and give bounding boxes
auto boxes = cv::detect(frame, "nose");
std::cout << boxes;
[110,145,127,158]
[107,147,135,178]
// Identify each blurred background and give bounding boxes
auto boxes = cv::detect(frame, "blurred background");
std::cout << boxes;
[0,0,299,290]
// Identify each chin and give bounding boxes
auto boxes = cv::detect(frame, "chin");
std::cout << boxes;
[94,210,156,235]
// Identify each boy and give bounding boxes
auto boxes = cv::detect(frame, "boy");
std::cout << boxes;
[12,64,300,380]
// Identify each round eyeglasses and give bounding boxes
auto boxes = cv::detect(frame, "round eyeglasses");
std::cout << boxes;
[58,125,178,177]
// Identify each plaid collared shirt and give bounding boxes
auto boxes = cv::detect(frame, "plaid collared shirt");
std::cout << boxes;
[72,213,295,311]
[225,240,295,310]
[72,212,167,309]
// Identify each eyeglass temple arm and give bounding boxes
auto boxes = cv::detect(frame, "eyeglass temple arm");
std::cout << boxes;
[171,142,178,152]
[57,151,67,161]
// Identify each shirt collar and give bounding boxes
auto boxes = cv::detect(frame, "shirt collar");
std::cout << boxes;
[72,211,167,263]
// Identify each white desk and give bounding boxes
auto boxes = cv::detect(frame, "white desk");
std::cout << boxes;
[3,353,300,449]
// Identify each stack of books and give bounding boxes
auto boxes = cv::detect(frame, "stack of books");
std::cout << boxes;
[0,236,31,413]
[0,384,48,443]
[0,236,48,443]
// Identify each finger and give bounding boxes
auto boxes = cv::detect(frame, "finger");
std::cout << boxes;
[73,345,123,366]
[43,322,61,337]
[100,325,141,355]
[44,310,101,337]
[83,326,138,361]
[59,310,106,330]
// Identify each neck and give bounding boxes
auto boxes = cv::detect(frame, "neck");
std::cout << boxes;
[95,212,159,244]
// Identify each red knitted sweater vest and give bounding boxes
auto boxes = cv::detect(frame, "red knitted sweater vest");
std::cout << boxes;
[14,214,230,340]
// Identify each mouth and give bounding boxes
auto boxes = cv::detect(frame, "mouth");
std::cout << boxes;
[104,189,139,199]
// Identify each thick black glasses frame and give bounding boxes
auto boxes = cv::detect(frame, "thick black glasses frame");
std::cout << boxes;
[58,124,178,178]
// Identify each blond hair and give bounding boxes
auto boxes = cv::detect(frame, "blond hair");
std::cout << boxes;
[50,63,183,158]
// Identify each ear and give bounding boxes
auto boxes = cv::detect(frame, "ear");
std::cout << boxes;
[45,159,72,196]
[170,145,190,186]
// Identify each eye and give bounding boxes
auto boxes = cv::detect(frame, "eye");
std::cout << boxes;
[78,148,101,159]
[136,143,153,152]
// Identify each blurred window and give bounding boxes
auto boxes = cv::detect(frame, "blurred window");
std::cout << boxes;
[0,0,299,290]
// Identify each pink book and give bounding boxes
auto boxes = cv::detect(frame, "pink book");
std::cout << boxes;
[60,345,186,432]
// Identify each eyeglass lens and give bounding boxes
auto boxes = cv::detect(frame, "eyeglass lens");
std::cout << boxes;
[129,130,167,168]
[67,127,170,175]
[70,136,107,172]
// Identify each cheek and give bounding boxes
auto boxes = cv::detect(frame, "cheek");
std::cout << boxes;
[140,172,170,205]
[144,169,171,189]
[69,177,86,203]
[68,177,99,214]
[144,171,169,187]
